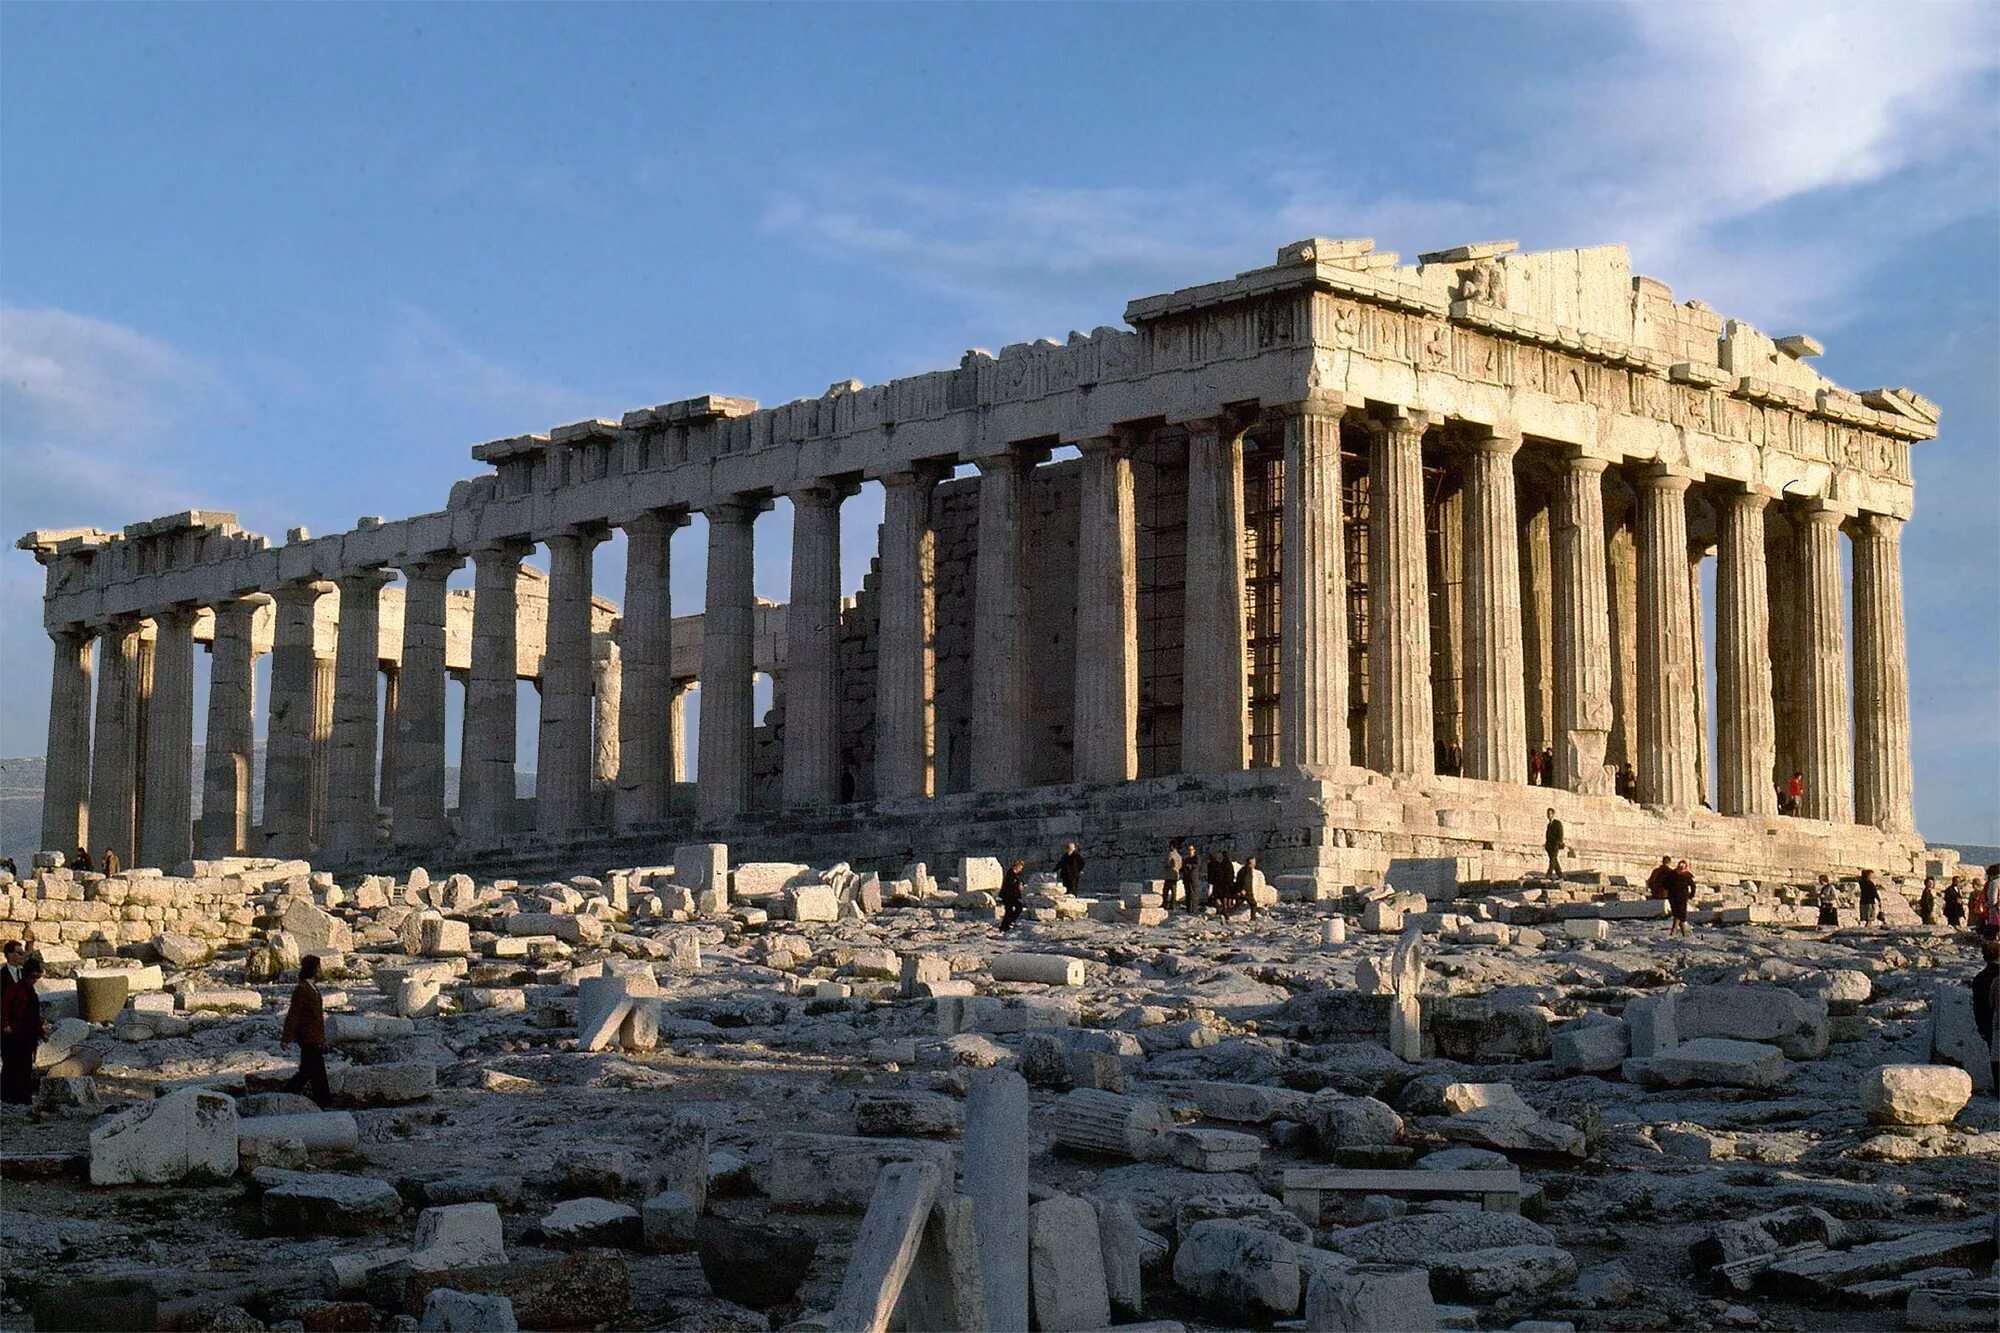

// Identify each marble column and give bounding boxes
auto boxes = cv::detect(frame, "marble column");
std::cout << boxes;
[378,664,400,810]
[1427,485,1464,767]
[971,449,1031,789]
[1073,436,1139,783]
[1715,489,1776,817]
[876,468,937,799]
[1366,409,1434,775]
[1796,503,1853,823]
[1519,497,1553,754]
[1550,456,1613,793]
[327,569,391,850]
[667,682,690,784]
[139,606,197,868]
[89,619,143,865]
[1852,513,1914,832]
[1278,401,1349,768]
[697,501,758,820]
[1461,431,1527,782]
[782,485,845,807]
[42,627,94,856]
[617,511,686,825]
[199,596,262,856]
[309,654,335,847]
[1605,519,1640,771]
[1182,418,1250,773]
[1634,471,1698,807]
[463,544,526,841]
[391,555,461,845]
[537,529,603,833]
[1765,514,1803,792]
[260,584,326,856]
[593,639,621,785]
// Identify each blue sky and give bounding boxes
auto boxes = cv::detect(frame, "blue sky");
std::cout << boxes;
[2,2,1995,840]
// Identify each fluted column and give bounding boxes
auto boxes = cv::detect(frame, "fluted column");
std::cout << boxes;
[1073,436,1139,783]
[328,568,391,850]
[89,620,143,865]
[667,682,690,784]
[1182,418,1250,773]
[42,627,94,856]
[1766,515,1803,791]
[782,485,845,807]
[463,544,526,841]
[971,449,1032,789]
[1689,544,1712,805]
[1278,401,1349,767]
[262,583,327,856]
[1796,503,1853,822]
[1366,408,1434,775]
[1550,456,1613,792]
[1461,431,1527,782]
[697,501,758,821]
[616,511,686,825]
[199,597,263,856]
[1519,498,1553,753]
[876,468,938,799]
[139,606,197,868]
[309,654,334,846]
[1634,470,1698,806]
[537,529,603,833]
[1852,513,1913,832]
[1715,489,1776,816]
[593,639,621,784]
[390,555,461,845]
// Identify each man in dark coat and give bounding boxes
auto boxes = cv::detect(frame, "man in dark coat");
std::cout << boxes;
[1,955,45,1105]
[1667,860,1695,938]
[1918,879,1937,926]
[1945,880,1965,927]
[1973,940,1999,1103]
[1543,809,1565,877]
[1204,852,1234,914]
[998,860,1026,934]
[1858,870,1881,924]
[1054,842,1085,895]
[1646,856,1675,901]
[1179,844,1201,914]
[282,955,332,1106]
[1226,855,1262,922]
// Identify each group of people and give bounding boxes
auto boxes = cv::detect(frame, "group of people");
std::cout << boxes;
[993,840,1269,932]
[1645,856,1700,937]
[1916,870,2000,934]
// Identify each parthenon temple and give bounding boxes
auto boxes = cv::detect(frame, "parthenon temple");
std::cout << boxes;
[19,238,1939,885]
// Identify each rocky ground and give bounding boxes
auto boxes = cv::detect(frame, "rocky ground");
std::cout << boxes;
[1,856,1995,1333]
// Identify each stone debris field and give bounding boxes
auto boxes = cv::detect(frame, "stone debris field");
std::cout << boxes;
[1,848,1995,1333]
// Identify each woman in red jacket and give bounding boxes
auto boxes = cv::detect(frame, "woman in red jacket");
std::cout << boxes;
[1,956,46,1105]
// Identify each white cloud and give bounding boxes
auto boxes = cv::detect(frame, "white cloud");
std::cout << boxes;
[758,1,1998,337]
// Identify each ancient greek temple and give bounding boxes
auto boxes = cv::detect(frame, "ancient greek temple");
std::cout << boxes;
[19,239,1937,885]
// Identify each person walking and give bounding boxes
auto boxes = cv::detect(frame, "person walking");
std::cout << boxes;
[281,955,333,1107]
[1918,878,1937,926]
[1054,842,1085,895]
[1179,843,1201,914]
[0,941,24,1007]
[1973,940,2000,1103]
[1782,771,1804,816]
[1543,808,1566,878]
[1667,859,1695,938]
[1858,870,1881,925]
[1204,850,1234,915]
[1816,876,1841,928]
[997,860,1026,934]
[1227,855,1262,922]
[1944,879,1965,928]
[1,955,45,1105]
[1646,855,1675,900]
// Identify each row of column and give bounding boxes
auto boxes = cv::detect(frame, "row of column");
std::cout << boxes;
[37,405,1917,864]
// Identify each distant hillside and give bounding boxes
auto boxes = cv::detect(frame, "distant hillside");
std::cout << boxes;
[0,750,529,866]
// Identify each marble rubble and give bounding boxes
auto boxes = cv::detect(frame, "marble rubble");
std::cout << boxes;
[0,836,1994,1332]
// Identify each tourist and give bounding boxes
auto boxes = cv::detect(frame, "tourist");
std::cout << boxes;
[1646,855,1675,900]
[1527,748,1544,786]
[1944,879,1965,928]
[0,859,14,879]
[1543,808,1565,877]
[1918,878,1937,926]
[1616,763,1638,801]
[1857,870,1881,925]
[72,847,91,873]
[1203,850,1234,914]
[280,955,332,1107]
[1054,842,1085,895]
[0,941,24,1010]
[1972,939,2000,1103]
[101,848,120,875]
[1226,855,1262,922]
[1,955,45,1105]
[1667,859,1695,937]
[1979,865,2000,942]
[1540,746,1555,787]
[1782,771,1804,816]
[1164,841,1184,906]
[1179,843,1201,914]
[1816,876,1841,928]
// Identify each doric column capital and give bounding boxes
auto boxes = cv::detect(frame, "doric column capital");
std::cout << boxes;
[539,522,611,551]
[1273,390,1348,421]
[1363,403,1432,441]
[470,539,533,569]
[397,553,465,584]
[1850,510,1904,542]
[699,494,768,526]
[266,579,332,610]
[152,602,202,631]
[877,462,948,491]
[618,507,692,536]
[1633,465,1696,496]
[1076,431,1139,459]
[335,565,396,592]
[782,477,860,507]
[1465,426,1524,457]
[1717,484,1774,514]
[1558,452,1613,478]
